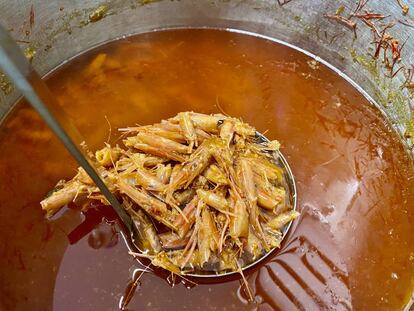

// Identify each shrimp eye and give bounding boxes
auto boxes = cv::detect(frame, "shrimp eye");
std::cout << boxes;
[217,119,224,127]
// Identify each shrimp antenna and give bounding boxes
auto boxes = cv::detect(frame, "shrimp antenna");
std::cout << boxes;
[236,260,253,302]
[215,96,230,117]
[104,115,112,144]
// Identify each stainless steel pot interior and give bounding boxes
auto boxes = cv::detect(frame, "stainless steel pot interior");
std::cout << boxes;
[0,0,413,309]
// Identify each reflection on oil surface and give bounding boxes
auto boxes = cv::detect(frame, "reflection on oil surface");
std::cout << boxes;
[0,29,413,311]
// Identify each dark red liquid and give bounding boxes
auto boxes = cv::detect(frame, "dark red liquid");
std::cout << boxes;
[0,29,413,311]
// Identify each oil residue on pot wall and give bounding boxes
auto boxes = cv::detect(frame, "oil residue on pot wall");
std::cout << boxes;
[0,29,413,311]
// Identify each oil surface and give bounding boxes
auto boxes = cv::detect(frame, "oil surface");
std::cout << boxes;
[0,29,413,311]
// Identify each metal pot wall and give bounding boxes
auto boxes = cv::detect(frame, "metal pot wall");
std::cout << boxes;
[0,0,413,310]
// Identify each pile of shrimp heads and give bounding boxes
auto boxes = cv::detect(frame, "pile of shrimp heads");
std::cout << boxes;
[41,112,298,275]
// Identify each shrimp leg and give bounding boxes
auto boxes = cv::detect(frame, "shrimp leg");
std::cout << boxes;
[239,158,268,248]
[196,189,235,216]
[129,160,167,192]
[126,207,162,254]
[254,173,286,210]
[124,137,186,162]
[135,132,190,154]
[40,180,86,217]
[266,210,300,230]
[229,190,249,238]
[118,178,177,231]
[219,119,235,146]
[198,207,220,265]
[174,196,198,238]
[156,164,172,184]
[166,141,211,194]
[178,112,198,152]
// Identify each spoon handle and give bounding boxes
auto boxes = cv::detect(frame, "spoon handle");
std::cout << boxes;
[0,23,135,236]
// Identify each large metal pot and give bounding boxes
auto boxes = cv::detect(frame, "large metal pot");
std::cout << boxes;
[0,1,413,310]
